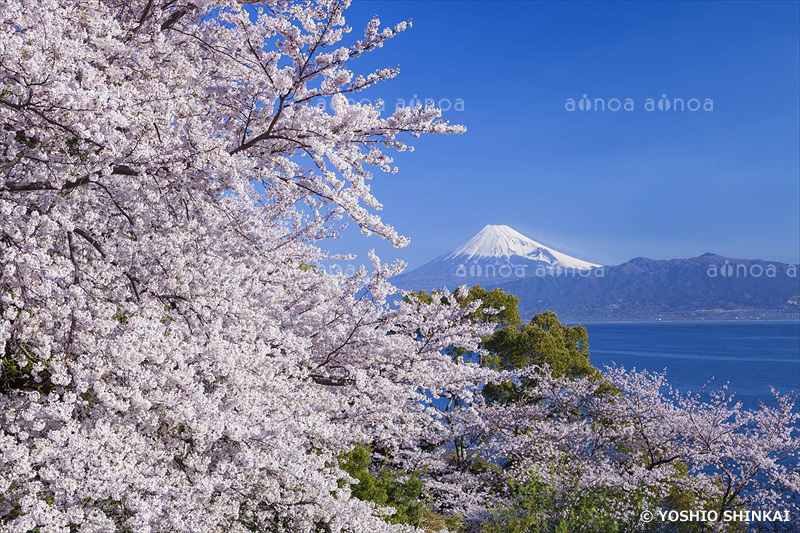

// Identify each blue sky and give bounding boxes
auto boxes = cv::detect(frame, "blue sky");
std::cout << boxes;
[322,0,800,269]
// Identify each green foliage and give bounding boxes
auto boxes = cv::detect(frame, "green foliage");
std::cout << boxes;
[483,311,593,377]
[656,462,748,533]
[14,130,36,148]
[403,289,436,305]
[482,474,647,533]
[1,340,52,395]
[482,311,600,403]
[338,444,426,526]
[420,511,465,532]
[404,285,520,364]
[405,286,603,402]
[65,137,83,159]
[407,287,592,379]
[404,285,520,329]
[456,285,521,329]
[337,444,466,531]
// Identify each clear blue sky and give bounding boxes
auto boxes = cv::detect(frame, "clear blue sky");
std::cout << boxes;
[322,0,800,269]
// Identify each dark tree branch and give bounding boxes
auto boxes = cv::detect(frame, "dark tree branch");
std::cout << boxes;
[646,455,681,471]
[73,228,106,258]
[112,164,138,176]
[230,94,287,155]
[161,3,196,31]
[65,312,76,360]
[133,0,156,34]
[309,374,355,387]
[2,175,92,192]
[2,165,138,193]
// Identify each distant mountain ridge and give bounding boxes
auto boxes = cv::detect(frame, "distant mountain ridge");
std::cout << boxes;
[392,226,800,321]
[493,253,799,321]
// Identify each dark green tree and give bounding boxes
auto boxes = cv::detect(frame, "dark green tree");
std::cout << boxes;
[482,310,600,404]
[483,310,595,376]
[405,286,600,401]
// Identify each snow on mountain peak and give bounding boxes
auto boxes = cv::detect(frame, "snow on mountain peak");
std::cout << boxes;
[447,224,599,269]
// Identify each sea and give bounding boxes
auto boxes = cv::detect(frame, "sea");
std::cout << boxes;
[584,321,800,410]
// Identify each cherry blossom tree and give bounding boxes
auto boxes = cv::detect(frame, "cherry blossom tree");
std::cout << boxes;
[432,365,799,531]
[0,0,486,530]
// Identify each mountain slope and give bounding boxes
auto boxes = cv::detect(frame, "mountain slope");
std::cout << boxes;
[491,254,800,321]
[392,224,600,290]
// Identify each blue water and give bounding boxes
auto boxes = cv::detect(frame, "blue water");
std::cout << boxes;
[584,321,800,410]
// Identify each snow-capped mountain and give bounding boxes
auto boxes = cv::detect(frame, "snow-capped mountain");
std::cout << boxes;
[391,224,600,290]
[448,224,599,269]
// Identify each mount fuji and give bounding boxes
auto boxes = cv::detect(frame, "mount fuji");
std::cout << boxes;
[391,224,600,290]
